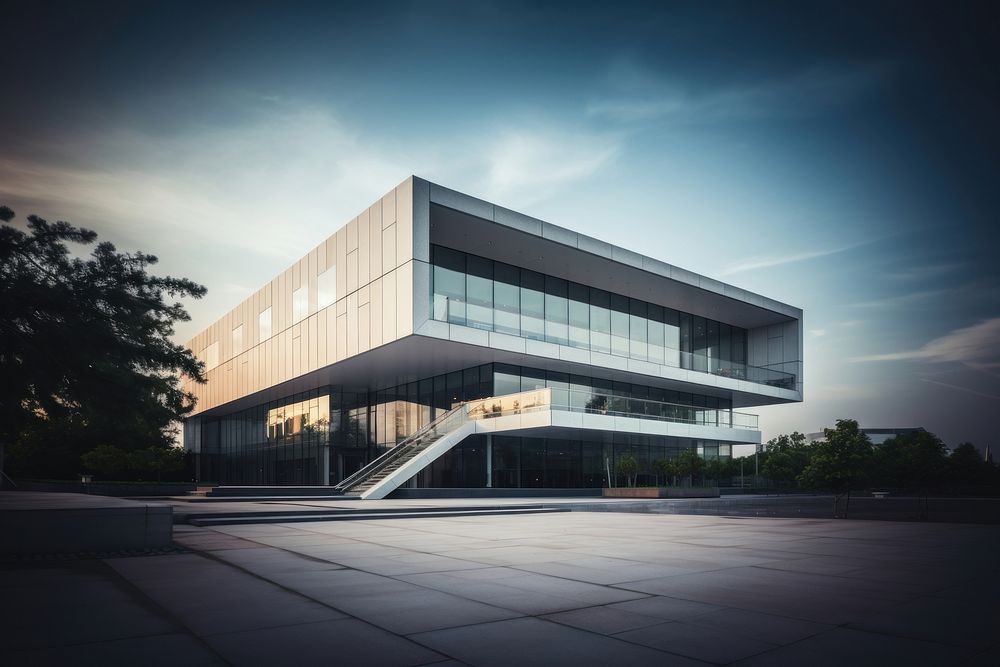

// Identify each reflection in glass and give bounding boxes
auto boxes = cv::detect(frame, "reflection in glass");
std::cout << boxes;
[520,270,545,341]
[427,245,796,389]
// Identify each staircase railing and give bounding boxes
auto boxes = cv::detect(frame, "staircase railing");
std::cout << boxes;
[332,403,468,494]
[332,388,553,496]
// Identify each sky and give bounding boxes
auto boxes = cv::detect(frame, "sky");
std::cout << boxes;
[2,0,999,450]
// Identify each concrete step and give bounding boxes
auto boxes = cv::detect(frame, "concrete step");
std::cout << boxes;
[207,486,345,497]
[185,505,569,527]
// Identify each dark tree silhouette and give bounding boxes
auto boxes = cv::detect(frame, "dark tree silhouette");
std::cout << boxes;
[876,431,948,518]
[761,431,814,489]
[798,419,873,518]
[947,442,987,486]
[0,207,206,482]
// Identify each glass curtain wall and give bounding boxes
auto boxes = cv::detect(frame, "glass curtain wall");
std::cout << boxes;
[427,433,733,489]
[430,245,795,389]
[207,388,332,485]
[201,363,740,486]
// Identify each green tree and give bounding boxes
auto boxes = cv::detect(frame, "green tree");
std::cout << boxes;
[652,458,676,486]
[761,431,813,489]
[617,454,638,487]
[130,445,187,482]
[703,458,724,484]
[81,444,130,478]
[675,449,704,487]
[1,207,206,482]
[798,419,873,518]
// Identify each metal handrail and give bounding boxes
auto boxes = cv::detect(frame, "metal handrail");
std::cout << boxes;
[553,389,759,430]
[335,388,551,494]
[432,294,796,389]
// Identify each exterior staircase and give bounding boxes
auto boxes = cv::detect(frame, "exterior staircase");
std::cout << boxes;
[333,403,475,499]
[333,388,550,499]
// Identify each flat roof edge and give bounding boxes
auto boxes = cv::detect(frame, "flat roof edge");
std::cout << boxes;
[421,177,802,320]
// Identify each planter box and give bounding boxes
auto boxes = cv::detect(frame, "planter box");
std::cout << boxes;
[602,487,720,499]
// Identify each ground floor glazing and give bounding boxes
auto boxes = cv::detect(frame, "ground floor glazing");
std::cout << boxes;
[185,363,742,486]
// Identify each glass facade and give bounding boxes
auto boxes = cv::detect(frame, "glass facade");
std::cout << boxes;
[422,433,732,489]
[197,362,741,487]
[431,245,795,389]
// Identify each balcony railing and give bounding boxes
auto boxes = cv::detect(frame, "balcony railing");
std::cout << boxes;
[431,295,796,391]
[465,388,759,431]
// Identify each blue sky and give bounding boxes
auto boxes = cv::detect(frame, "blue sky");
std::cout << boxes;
[3,1,998,448]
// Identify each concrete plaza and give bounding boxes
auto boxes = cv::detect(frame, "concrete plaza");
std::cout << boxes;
[2,511,998,666]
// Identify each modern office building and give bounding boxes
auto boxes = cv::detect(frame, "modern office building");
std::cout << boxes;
[182,177,803,497]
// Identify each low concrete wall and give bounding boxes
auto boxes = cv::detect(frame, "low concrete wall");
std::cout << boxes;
[603,487,720,499]
[16,480,197,497]
[0,492,173,554]
[388,488,603,499]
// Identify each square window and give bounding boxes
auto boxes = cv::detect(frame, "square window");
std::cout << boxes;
[318,268,336,309]
[293,286,308,322]
[259,307,272,341]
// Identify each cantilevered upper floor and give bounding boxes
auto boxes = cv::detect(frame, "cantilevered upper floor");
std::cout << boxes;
[183,176,803,417]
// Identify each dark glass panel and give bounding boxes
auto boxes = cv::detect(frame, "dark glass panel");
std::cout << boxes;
[545,439,581,487]
[544,276,569,346]
[520,269,545,341]
[589,287,611,354]
[492,436,520,488]
[466,255,494,330]
[493,263,520,336]
[568,282,590,349]
[610,293,630,357]
[520,439,545,488]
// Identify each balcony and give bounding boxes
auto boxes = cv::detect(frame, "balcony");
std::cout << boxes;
[467,388,759,431]
[432,295,795,391]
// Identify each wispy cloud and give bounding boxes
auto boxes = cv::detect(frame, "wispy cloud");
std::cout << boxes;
[808,329,827,337]
[0,104,620,264]
[885,262,963,281]
[721,245,851,275]
[0,106,409,261]
[849,288,954,309]
[919,378,1000,401]
[851,318,1000,371]
[588,61,893,124]
[478,126,620,204]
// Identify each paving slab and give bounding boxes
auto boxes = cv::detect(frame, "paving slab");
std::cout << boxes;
[105,553,345,636]
[731,626,971,666]
[5,509,998,665]
[0,562,178,651]
[204,618,444,666]
[615,620,778,663]
[541,604,667,634]
[410,617,709,667]
[2,632,224,667]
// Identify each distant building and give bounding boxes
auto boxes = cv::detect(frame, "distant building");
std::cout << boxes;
[806,427,926,446]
